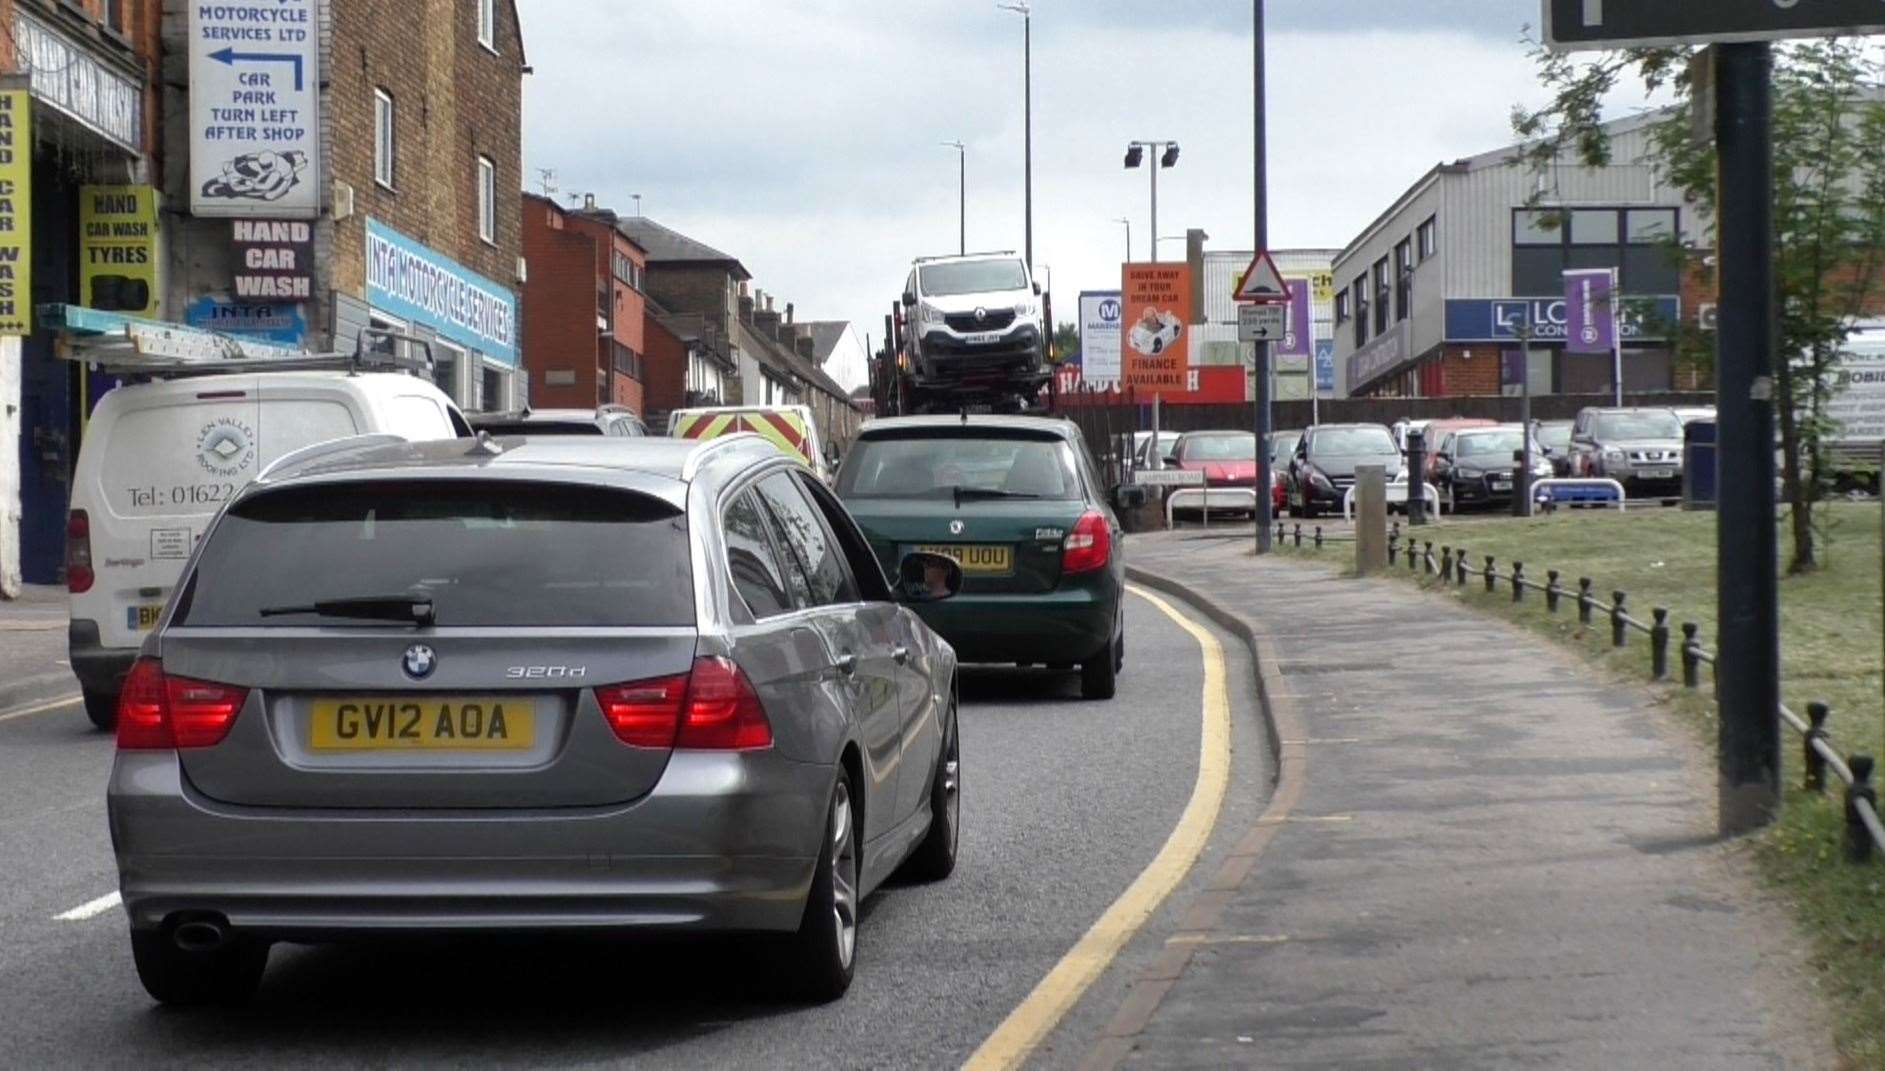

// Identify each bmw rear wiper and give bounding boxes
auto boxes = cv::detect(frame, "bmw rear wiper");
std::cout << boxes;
[259,595,436,626]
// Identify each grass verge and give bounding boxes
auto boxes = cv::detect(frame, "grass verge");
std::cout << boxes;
[1280,503,1885,1067]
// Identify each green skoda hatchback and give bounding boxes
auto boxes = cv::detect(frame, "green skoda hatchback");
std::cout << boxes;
[835,416,1127,699]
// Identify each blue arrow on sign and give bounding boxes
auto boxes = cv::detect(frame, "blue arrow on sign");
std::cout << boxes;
[208,47,304,92]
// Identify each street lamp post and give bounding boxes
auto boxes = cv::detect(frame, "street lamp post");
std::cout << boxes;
[997,2,1033,270]
[1123,141,1180,261]
[942,140,966,255]
[1113,217,1131,262]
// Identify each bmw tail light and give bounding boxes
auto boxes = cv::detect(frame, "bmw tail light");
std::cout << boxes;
[596,657,772,751]
[595,673,688,748]
[65,510,93,594]
[677,656,772,750]
[1061,510,1112,576]
[115,658,248,750]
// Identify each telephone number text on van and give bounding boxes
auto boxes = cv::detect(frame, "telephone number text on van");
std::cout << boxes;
[125,482,238,509]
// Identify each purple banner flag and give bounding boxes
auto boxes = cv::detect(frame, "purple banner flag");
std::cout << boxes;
[1278,279,1312,357]
[1563,268,1617,354]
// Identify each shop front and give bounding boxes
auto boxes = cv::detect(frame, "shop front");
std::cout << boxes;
[361,218,519,412]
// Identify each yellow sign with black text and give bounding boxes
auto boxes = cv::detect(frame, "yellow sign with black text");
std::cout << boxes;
[0,91,31,335]
[81,185,161,317]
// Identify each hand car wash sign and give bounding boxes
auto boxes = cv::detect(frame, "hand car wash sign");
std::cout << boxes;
[189,0,320,218]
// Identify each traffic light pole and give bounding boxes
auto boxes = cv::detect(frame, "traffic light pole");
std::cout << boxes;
[1252,0,1273,555]
[1713,42,1782,836]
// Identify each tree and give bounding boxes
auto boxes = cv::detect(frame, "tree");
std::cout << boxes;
[1512,39,1885,572]
[1052,322,1080,365]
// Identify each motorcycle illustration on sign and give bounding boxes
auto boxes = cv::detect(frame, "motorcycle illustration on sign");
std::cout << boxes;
[200,150,309,203]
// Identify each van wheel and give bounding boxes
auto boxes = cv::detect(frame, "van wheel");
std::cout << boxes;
[130,930,269,1006]
[83,689,117,731]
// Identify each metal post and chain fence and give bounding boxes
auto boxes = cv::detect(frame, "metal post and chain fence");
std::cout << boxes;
[1266,519,1885,863]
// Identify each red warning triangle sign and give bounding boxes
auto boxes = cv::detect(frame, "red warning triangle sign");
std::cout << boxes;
[1234,251,1290,304]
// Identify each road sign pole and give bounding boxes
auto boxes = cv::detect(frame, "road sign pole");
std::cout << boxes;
[1714,41,1781,836]
[1252,0,1272,555]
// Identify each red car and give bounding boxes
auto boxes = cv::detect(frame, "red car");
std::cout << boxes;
[1169,431,1261,515]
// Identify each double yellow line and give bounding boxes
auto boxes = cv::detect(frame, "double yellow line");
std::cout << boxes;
[964,584,1232,1070]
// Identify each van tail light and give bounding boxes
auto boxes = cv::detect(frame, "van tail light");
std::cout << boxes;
[1061,510,1112,576]
[115,658,248,750]
[595,656,772,751]
[65,510,93,594]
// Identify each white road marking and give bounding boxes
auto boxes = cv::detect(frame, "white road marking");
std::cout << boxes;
[0,694,82,724]
[54,891,121,922]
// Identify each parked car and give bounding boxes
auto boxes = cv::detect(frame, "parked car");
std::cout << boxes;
[669,403,835,482]
[67,358,468,731]
[1532,419,1575,477]
[1269,430,1302,514]
[836,415,1127,699]
[1286,423,1404,518]
[1168,430,1261,515]
[1411,418,1498,482]
[1131,430,1182,471]
[469,404,648,437]
[1431,425,1554,511]
[1567,407,1686,497]
[109,433,963,1006]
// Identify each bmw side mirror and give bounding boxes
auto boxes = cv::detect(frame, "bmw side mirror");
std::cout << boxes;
[1032,282,1043,296]
[902,291,917,307]
[897,552,963,604]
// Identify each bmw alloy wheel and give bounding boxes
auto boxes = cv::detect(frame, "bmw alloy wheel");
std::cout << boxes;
[830,780,858,969]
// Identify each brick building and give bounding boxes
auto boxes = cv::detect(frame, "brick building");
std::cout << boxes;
[159,0,528,411]
[520,192,648,412]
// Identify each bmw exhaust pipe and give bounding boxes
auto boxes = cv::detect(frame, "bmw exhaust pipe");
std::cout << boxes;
[172,919,228,952]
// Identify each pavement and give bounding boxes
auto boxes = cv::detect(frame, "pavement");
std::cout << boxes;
[0,583,79,712]
[1081,529,1837,1069]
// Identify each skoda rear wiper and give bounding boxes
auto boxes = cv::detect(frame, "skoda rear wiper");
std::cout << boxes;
[948,486,1045,506]
[259,595,436,626]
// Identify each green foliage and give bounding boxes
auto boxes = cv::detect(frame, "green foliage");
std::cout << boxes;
[1511,39,1885,573]
[1052,321,1080,366]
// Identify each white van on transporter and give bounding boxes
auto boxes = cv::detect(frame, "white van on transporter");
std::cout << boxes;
[65,349,469,728]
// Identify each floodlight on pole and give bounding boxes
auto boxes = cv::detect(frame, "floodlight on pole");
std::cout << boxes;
[997,2,1033,270]
[1124,139,1180,261]
[941,140,966,254]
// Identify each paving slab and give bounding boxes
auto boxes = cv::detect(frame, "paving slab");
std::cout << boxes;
[1091,532,1835,1069]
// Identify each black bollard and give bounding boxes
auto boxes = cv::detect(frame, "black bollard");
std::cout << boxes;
[1546,570,1561,613]
[1845,755,1877,864]
[1805,702,1831,795]
[1512,562,1525,603]
[1681,623,1701,689]
[1650,608,1670,680]
[1611,591,1628,648]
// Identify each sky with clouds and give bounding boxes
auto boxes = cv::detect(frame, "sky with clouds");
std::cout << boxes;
[518,2,1655,385]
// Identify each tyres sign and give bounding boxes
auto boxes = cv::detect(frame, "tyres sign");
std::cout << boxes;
[190,0,321,218]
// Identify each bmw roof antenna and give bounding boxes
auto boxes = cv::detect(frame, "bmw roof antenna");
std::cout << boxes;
[469,429,506,457]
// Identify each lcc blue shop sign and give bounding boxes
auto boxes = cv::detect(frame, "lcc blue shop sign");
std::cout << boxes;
[1445,295,1681,345]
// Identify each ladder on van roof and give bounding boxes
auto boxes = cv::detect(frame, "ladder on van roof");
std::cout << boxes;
[44,304,438,380]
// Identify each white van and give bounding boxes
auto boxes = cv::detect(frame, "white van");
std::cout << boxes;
[67,366,469,727]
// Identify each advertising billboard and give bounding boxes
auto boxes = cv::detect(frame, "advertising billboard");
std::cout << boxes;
[1122,263,1190,392]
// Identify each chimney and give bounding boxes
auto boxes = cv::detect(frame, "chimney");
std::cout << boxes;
[795,333,815,362]
[739,294,755,324]
[765,294,775,313]
[583,193,597,210]
[1186,228,1210,325]
[754,306,782,341]
[785,302,794,325]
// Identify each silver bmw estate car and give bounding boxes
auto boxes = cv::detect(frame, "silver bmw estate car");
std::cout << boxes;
[108,432,963,1005]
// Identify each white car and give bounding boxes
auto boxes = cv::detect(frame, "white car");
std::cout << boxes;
[66,360,468,728]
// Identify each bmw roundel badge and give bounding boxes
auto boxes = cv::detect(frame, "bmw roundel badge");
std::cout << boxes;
[403,644,437,681]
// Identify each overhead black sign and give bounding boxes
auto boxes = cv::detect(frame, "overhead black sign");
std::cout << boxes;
[1544,0,1885,51]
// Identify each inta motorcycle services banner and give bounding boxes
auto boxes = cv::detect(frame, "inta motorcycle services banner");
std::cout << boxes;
[189,0,320,218]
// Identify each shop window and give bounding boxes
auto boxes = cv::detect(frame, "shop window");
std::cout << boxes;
[1334,290,1349,324]
[1570,209,1620,246]
[1627,208,1678,245]
[482,365,506,412]
[374,89,396,190]
[1351,277,1369,348]
[477,155,496,244]
[1418,216,1437,260]
[1623,245,1682,294]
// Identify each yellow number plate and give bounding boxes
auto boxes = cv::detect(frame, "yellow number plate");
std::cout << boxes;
[916,543,1013,575]
[309,699,536,751]
[128,605,163,632]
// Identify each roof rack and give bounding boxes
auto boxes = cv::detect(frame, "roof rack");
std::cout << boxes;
[51,307,437,381]
[256,433,411,483]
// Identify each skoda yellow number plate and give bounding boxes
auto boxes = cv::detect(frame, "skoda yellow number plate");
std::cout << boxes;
[309,699,535,751]
[917,543,1013,575]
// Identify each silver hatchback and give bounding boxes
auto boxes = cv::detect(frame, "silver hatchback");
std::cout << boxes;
[108,433,963,1005]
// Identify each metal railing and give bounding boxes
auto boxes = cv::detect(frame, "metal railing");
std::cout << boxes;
[1267,519,1885,864]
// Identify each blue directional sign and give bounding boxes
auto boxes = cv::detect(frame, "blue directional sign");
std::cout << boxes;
[206,47,305,92]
